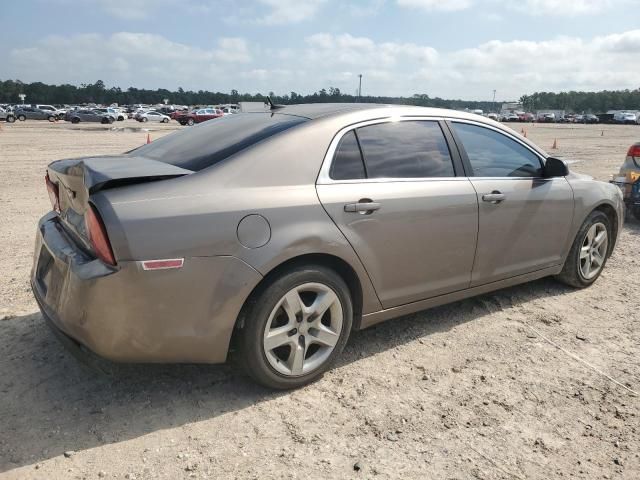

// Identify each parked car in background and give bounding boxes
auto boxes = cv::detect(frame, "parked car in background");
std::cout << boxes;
[92,108,125,122]
[583,114,600,124]
[501,113,519,122]
[0,106,16,122]
[36,104,65,119]
[614,112,638,124]
[170,109,189,120]
[538,113,556,123]
[136,111,170,123]
[66,109,115,124]
[518,112,535,122]
[611,143,640,221]
[14,107,57,122]
[33,104,624,389]
[175,108,223,126]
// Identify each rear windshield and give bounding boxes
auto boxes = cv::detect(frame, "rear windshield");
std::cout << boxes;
[130,113,307,171]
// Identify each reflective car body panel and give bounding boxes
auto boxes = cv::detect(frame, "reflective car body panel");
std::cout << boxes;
[31,104,625,364]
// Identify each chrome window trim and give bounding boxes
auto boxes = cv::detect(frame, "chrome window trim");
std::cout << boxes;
[318,116,459,185]
[317,115,549,185]
[448,118,548,180]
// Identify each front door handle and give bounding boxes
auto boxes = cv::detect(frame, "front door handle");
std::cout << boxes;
[482,191,506,204]
[344,200,381,213]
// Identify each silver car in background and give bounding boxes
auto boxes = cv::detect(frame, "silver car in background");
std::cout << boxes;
[32,104,624,389]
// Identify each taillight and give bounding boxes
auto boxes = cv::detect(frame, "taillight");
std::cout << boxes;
[84,205,116,266]
[45,174,60,213]
[627,144,640,158]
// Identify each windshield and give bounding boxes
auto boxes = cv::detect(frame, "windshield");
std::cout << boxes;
[131,113,307,171]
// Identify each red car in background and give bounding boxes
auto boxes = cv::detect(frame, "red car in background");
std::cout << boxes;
[175,108,223,126]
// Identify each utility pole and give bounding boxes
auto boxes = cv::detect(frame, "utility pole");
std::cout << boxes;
[492,89,496,112]
[358,74,363,102]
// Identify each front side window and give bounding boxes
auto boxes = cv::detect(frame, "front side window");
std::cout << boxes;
[356,121,455,178]
[452,123,543,177]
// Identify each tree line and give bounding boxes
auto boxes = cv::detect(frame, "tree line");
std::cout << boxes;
[1,79,639,113]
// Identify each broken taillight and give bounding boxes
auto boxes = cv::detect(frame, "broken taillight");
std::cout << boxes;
[84,204,116,266]
[45,174,60,213]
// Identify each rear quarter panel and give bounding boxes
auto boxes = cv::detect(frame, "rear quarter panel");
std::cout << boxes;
[97,118,383,315]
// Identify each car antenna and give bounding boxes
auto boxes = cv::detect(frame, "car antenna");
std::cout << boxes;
[266,96,285,110]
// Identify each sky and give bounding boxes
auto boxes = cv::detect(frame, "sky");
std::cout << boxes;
[1,0,639,101]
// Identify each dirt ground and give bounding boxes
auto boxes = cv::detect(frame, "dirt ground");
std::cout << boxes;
[0,119,638,480]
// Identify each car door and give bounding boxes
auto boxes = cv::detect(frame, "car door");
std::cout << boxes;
[316,119,479,309]
[448,121,574,286]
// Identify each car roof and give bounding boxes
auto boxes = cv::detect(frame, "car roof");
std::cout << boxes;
[270,103,499,124]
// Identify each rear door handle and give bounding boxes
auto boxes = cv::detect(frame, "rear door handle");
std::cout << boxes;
[482,191,506,204]
[344,201,381,213]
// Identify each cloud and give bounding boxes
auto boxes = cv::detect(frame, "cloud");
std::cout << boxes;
[8,33,252,89]
[506,0,622,15]
[396,0,473,11]
[6,30,640,100]
[395,0,636,15]
[254,0,327,25]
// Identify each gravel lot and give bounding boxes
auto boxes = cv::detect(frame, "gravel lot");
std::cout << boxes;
[0,119,639,479]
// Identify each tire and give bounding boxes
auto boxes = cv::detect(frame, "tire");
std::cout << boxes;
[556,210,611,288]
[6,115,15,123]
[141,117,148,122]
[237,265,353,389]
[108,117,114,124]
[71,117,80,124]
[47,116,55,122]
[187,118,195,126]
[18,115,26,121]
[162,118,169,123]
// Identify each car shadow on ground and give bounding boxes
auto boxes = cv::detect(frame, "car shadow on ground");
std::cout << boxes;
[0,273,581,473]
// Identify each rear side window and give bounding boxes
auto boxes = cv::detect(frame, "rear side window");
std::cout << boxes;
[356,121,455,178]
[330,131,366,180]
[452,123,543,177]
[132,113,307,171]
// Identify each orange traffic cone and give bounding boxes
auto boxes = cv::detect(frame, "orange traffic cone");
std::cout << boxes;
[146,133,151,144]
[552,139,557,149]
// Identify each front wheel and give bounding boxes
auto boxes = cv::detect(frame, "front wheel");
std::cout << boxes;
[6,115,15,123]
[237,265,353,389]
[162,118,169,123]
[141,117,148,122]
[47,116,55,122]
[186,118,195,126]
[18,115,26,121]
[556,210,611,288]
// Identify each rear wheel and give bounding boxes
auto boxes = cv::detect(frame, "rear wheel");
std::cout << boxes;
[187,118,195,126]
[141,117,148,122]
[6,115,15,123]
[71,117,80,124]
[237,265,353,389]
[18,115,26,121]
[162,117,169,123]
[47,116,55,122]
[556,210,611,288]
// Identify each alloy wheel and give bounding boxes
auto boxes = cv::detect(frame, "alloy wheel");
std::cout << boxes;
[263,283,343,377]
[579,222,608,280]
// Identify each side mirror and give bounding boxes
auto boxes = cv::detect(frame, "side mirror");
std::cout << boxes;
[544,157,569,177]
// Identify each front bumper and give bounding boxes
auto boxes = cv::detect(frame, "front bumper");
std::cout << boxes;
[31,212,262,364]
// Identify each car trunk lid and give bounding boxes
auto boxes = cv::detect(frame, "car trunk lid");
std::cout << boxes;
[46,155,193,252]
